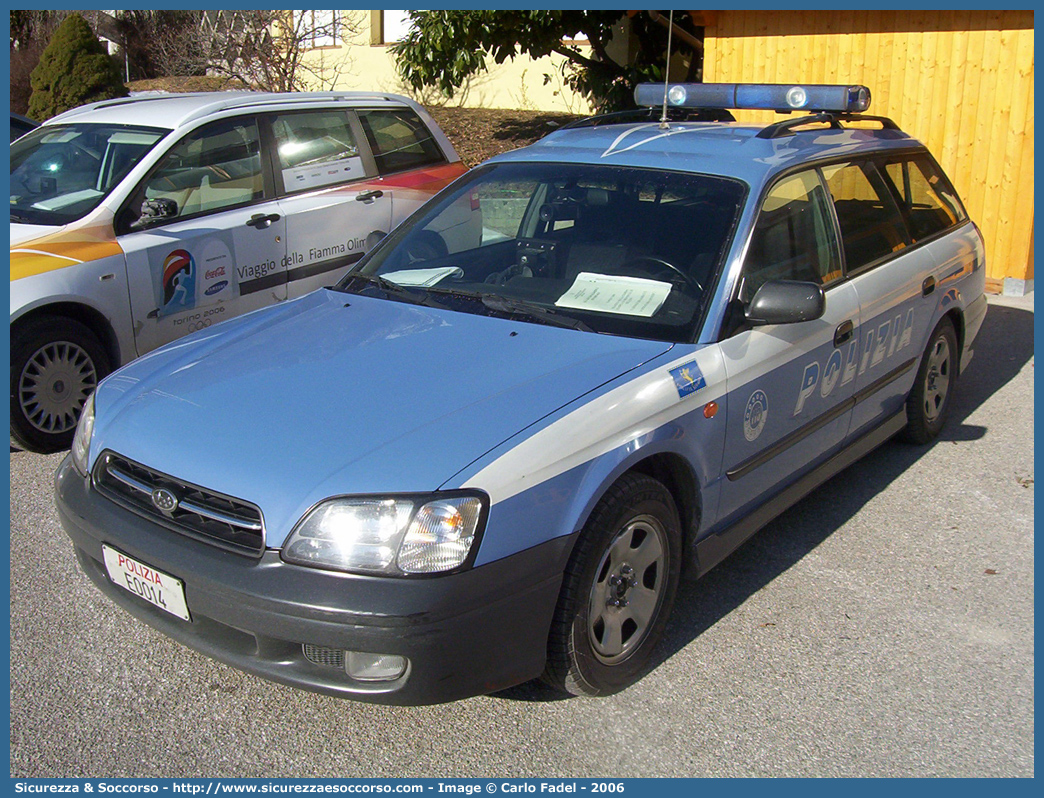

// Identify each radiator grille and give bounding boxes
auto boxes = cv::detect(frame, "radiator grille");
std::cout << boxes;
[94,451,265,557]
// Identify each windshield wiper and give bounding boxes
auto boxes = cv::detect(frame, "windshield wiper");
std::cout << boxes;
[479,294,593,332]
[331,273,448,309]
[10,211,34,223]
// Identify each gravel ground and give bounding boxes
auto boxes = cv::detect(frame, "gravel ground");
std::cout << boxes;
[427,106,580,166]
[9,294,1033,778]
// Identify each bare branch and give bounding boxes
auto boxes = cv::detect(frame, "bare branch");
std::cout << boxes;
[133,10,361,93]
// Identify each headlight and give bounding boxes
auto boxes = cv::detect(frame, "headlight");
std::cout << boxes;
[70,392,95,477]
[282,493,486,575]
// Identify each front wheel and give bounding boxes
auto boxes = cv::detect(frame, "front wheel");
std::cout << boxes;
[543,473,682,696]
[903,318,958,444]
[10,316,110,453]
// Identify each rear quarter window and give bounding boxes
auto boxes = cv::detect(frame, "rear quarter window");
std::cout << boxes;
[358,109,446,174]
[882,155,966,242]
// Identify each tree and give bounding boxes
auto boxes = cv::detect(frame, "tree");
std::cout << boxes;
[10,10,65,115]
[149,11,362,93]
[110,10,201,81]
[391,10,704,113]
[27,13,127,120]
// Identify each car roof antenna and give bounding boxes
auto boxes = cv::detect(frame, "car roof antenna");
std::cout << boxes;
[659,10,675,130]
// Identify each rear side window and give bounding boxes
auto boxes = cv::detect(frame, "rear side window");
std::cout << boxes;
[882,155,965,241]
[742,170,841,301]
[822,161,910,272]
[357,109,445,174]
[271,110,366,193]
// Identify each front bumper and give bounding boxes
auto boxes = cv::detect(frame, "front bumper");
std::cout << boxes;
[55,457,574,705]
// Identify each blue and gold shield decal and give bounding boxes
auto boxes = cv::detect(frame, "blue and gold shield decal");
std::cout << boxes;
[669,360,706,398]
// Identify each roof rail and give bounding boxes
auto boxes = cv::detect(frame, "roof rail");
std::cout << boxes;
[177,91,409,128]
[562,106,735,130]
[756,112,900,139]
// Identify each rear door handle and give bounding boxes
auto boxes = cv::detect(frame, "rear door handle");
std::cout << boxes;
[834,319,854,347]
[922,275,936,297]
[356,190,384,204]
[246,213,280,229]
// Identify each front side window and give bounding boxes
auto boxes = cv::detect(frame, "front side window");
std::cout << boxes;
[133,118,263,224]
[272,111,365,193]
[822,161,910,272]
[10,124,166,226]
[741,170,841,301]
[357,109,445,174]
[882,155,965,241]
[338,162,745,343]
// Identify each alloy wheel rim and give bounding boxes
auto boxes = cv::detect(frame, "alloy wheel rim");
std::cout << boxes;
[923,336,951,422]
[587,513,668,665]
[19,341,97,434]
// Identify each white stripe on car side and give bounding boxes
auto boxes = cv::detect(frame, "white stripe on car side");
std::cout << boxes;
[465,328,830,507]
[11,248,84,265]
[464,350,724,505]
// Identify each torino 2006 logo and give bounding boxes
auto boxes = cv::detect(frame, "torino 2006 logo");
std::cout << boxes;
[162,249,195,314]
[744,389,768,442]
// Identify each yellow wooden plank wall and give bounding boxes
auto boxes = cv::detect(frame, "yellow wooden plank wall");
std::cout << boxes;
[704,10,1034,282]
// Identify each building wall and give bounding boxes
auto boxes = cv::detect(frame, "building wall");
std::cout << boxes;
[704,10,1034,286]
[298,11,593,115]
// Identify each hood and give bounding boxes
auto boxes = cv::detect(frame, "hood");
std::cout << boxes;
[10,222,64,247]
[92,289,673,545]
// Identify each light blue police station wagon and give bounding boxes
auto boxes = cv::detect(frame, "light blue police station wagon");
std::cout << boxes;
[56,84,987,704]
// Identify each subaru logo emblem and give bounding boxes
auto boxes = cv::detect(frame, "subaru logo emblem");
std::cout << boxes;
[151,487,179,514]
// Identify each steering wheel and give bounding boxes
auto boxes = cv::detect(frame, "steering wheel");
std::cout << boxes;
[620,256,703,294]
[401,230,449,265]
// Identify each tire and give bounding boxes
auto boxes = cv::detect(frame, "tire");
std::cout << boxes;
[544,473,682,696]
[10,316,111,453]
[903,317,958,445]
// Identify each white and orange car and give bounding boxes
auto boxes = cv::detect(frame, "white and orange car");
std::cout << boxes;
[10,91,466,452]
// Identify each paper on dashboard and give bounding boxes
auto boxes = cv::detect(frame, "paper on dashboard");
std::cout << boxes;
[381,266,464,287]
[555,272,672,317]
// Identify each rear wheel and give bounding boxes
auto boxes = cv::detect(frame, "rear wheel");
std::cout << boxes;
[903,318,958,444]
[543,473,682,696]
[10,316,110,453]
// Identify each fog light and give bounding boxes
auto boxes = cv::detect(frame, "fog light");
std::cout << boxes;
[346,651,407,682]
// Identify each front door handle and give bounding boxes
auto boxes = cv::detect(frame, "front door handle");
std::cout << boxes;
[834,319,854,347]
[922,275,936,297]
[246,213,281,229]
[355,190,384,204]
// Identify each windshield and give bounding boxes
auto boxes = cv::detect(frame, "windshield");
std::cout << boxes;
[10,123,167,226]
[340,161,745,343]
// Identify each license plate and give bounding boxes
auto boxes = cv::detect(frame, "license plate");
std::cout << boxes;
[102,545,191,622]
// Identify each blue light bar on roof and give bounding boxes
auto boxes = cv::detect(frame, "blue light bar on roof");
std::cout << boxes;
[634,83,872,114]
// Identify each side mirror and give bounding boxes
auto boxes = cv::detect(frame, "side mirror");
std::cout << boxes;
[745,279,825,326]
[131,197,178,229]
